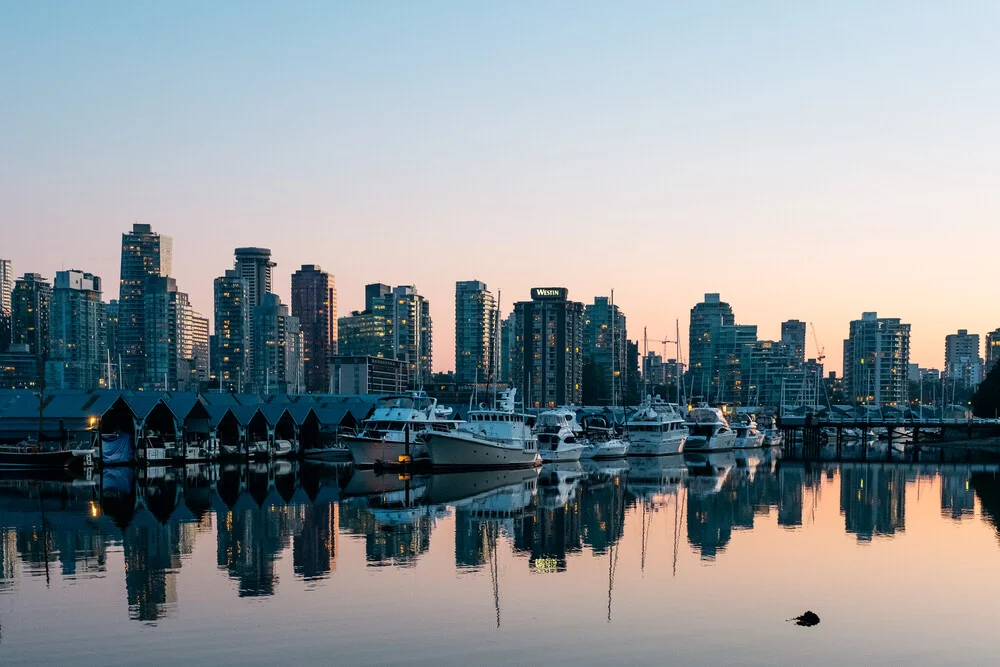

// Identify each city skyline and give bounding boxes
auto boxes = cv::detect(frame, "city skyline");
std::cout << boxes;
[4,2,999,376]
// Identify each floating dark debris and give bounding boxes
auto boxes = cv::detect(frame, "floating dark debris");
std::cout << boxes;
[791,611,821,627]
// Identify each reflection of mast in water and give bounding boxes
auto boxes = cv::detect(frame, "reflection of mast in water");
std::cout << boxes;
[607,541,619,623]
[485,521,500,629]
[672,489,685,578]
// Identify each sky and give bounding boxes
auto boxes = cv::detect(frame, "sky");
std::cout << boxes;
[3,1,999,374]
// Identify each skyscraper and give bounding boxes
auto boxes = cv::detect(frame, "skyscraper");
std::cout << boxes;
[454,280,495,384]
[339,284,431,387]
[583,296,627,405]
[234,247,275,380]
[781,320,807,364]
[0,259,14,354]
[843,312,911,407]
[292,265,337,392]
[944,329,983,389]
[214,270,249,392]
[119,223,172,390]
[253,293,303,394]
[143,276,204,391]
[46,270,107,390]
[11,273,52,359]
[512,288,585,408]
[986,328,1000,375]
[0,259,13,318]
[688,293,735,400]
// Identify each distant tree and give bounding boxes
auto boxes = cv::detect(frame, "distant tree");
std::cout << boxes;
[972,364,1000,418]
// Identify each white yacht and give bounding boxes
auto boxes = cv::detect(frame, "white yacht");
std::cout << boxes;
[577,413,629,459]
[536,408,586,462]
[423,389,541,469]
[625,395,688,456]
[731,413,765,449]
[343,392,462,467]
[684,405,736,451]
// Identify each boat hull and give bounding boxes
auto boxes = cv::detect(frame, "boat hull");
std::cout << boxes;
[684,431,736,451]
[343,436,427,467]
[580,439,629,459]
[539,445,585,463]
[627,435,686,456]
[734,433,766,449]
[0,449,79,469]
[424,432,540,469]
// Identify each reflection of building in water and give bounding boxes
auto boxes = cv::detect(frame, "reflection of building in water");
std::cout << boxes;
[971,473,1000,535]
[217,500,297,596]
[0,529,17,591]
[293,503,338,580]
[940,471,975,520]
[122,515,184,621]
[338,499,433,568]
[839,466,906,541]
[513,498,583,573]
[579,472,628,554]
[686,474,737,559]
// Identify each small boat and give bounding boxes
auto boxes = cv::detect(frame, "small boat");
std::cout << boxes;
[272,439,294,458]
[731,413,765,449]
[0,442,81,469]
[576,413,629,459]
[625,395,688,456]
[535,408,586,462]
[684,405,736,451]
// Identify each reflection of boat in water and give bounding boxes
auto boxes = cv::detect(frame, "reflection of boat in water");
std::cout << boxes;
[422,467,539,508]
[684,451,736,495]
[581,457,630,481]
[626,454,686,501]
[342,468,427,499]
[537,462,584,509]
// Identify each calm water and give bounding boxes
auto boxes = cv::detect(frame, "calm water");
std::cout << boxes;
[2,450,1000,666]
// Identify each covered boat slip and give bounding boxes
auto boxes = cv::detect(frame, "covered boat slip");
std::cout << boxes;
[0,390,379,467]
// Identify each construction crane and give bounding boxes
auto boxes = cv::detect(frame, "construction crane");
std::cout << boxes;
[809,323,825,363]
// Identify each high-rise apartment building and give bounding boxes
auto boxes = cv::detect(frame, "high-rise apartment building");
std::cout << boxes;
[234,247,275,379]
[583,296,627,404]
[0,259,13,318]
[253,293,303,394]
[337,284,432,387]
[455,280,495,384]
[499,315,515,385]
[292,265,337,392]
[119,223,172,390]
[781,320,807,364]
[0,259,12,354]
[688,293,735,400]
[512,288,585,408]
[944,329,983,389]
[143,276,204,391]
[986,328,1000,375]
[214,270,249,392]
[843,312,910,407]
[11,273,52,359]
[46,270,107,390]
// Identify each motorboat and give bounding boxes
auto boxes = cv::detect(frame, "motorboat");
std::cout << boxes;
[684,405,736,451]
[344,392,463,467]
[423,388,540,469]
[731,413,765,449]
[625,395,688,456]
[577,413,629,459]
[535,408,586,462]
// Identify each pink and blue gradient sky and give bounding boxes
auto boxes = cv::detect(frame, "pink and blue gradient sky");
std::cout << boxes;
[3,1,998,374]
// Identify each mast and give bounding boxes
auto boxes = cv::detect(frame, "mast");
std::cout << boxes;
[610,289,616,409]
[675,319,683,407]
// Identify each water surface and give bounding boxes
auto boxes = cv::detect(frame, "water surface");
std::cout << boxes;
[1,450,999,666]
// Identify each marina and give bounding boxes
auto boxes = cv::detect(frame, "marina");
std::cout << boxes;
[2,446,1000,664]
